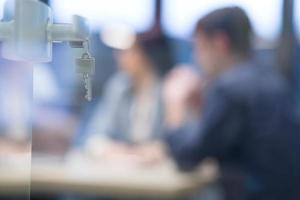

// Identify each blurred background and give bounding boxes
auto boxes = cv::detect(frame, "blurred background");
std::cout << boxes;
[31,0,300,154]
[0,0,299,200]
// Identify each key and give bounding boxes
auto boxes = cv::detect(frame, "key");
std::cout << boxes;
[83,73,92,101]
[76,51,95,101]
[76,53,95,74]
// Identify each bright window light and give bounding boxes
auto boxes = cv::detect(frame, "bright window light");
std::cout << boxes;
[163,0,282,40]
[0,0,7,19]
[295,0,300,41]
[101,23,136,50]
[50,0,154,32]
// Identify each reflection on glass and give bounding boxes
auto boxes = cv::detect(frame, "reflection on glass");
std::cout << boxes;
[0,61,31,200]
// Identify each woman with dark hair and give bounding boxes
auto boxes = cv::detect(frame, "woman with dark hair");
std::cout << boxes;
[84,32,174,162]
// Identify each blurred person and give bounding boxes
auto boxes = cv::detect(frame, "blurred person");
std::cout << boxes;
[83,32,174,164]
[164,7,300,200]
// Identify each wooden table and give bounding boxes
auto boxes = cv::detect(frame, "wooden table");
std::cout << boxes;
[31,154,218,199]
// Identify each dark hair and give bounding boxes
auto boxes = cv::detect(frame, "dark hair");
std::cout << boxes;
[195,6,252,57]
[135,32,175,77]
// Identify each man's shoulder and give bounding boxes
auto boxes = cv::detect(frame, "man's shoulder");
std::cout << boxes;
[212,61,289,99]
[217,62,259,87]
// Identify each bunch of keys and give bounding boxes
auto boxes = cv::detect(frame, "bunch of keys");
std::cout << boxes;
[75,41,95,101]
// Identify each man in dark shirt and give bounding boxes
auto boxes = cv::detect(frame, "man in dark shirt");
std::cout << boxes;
[163,7,300,200]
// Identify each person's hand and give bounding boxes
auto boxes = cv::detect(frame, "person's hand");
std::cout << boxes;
[131,142,167,166]
[98,142,167,167]
[101,143,133,158]
[85,136,133,160]
[163,67,203,128]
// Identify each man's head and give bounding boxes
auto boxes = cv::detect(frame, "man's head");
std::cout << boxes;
[194,7,252,77]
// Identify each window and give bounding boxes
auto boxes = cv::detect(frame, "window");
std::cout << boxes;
[162,0,282,40]
[50,0,154,32]
[0,0,14,20]
[0,0,5,19]
[295,0,300,41]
